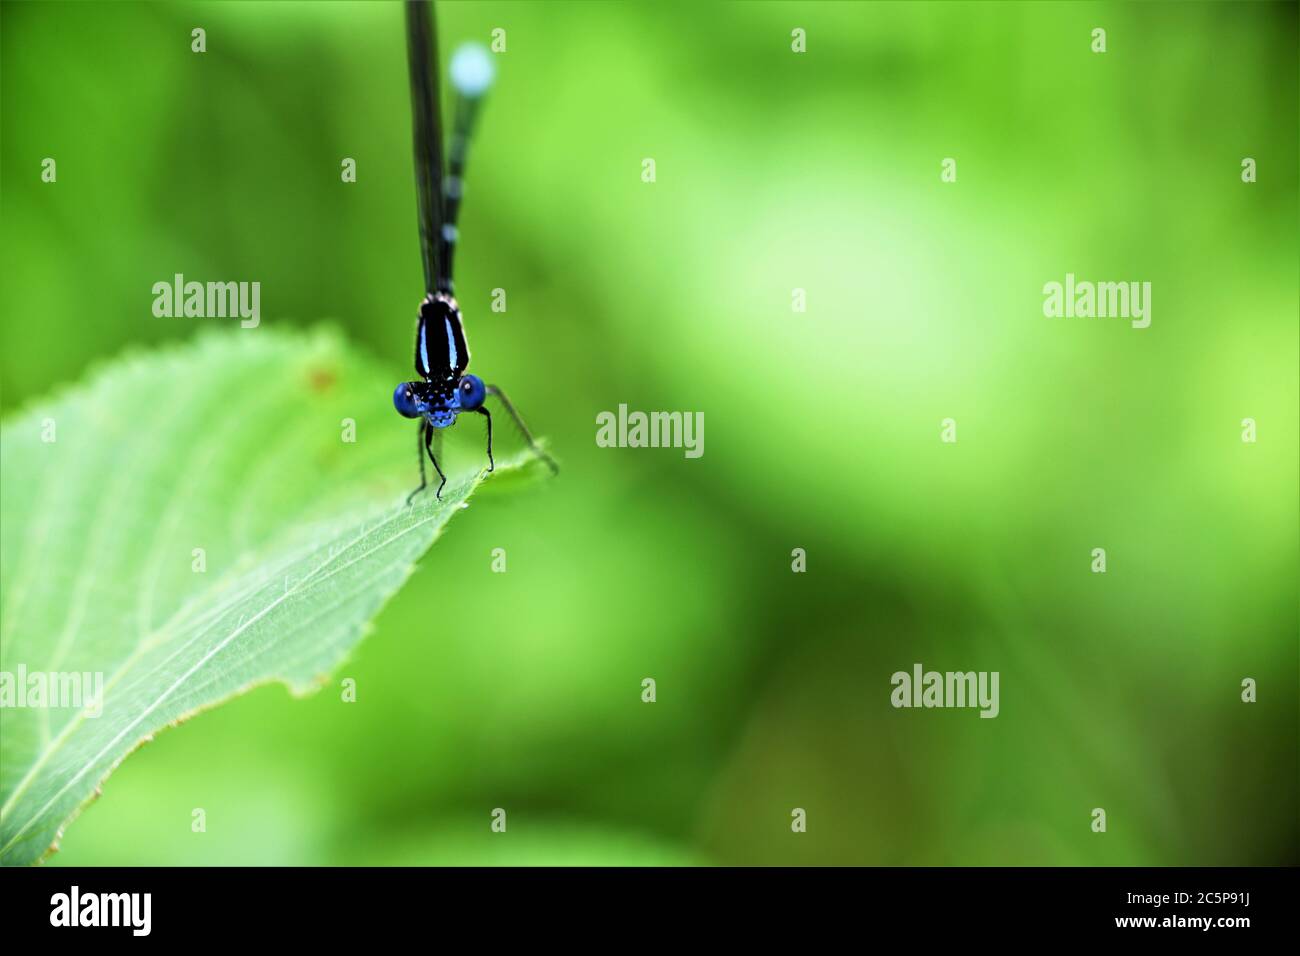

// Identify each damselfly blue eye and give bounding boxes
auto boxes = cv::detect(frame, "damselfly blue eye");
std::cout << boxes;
[393,383,422,418]
[458,374,486,410]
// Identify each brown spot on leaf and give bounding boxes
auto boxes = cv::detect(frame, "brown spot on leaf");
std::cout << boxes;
[307,365,338,393]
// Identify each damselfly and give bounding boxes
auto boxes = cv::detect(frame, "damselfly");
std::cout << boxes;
[394,0,557,501]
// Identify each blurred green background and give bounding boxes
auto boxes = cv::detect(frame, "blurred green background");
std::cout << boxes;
[2,0,1296,865]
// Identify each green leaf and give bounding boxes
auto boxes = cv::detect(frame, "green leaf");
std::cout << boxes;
[0,329,542,865]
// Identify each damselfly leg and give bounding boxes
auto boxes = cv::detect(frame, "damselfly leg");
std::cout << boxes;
[425,422,446,499]
[477,406,493,473]
[488,384,558,475]
[408,418,446,504]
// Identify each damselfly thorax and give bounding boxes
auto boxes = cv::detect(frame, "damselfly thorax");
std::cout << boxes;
[415,293,468,386]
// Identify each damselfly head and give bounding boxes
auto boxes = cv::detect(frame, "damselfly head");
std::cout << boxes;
[449,43,494,99]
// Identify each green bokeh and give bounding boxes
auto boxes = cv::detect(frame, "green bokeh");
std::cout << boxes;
[1,0,1295,865]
